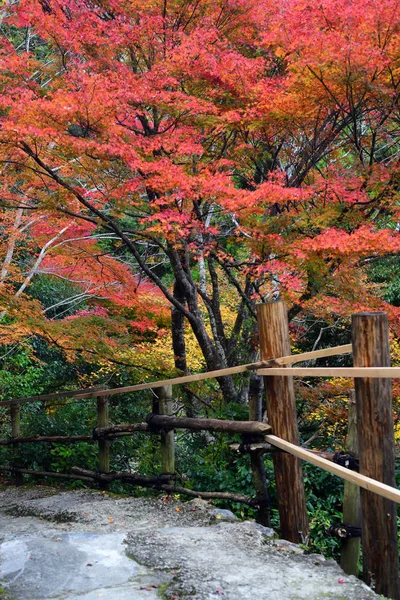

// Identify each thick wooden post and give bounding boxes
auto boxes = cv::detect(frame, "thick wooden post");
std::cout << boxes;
[340,391,361,576]
[97,396,110,490]
[157,386,175,479]
[352,312,400,599]
[248,376,271,526]
[257,301,309,543]
[10,404,23,486]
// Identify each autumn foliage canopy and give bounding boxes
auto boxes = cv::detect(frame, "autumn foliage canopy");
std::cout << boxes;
[0,0,399,396]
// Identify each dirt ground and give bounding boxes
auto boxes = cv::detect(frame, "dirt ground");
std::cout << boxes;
[0,485,379,600]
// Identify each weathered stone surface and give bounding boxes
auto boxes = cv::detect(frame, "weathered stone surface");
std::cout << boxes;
[0,532,170,600]
[0,486,379,600]
[126,524,377,600]
[210,508,238,521]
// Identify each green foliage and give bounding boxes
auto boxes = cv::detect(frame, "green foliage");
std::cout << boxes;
[0,347,46,402]
[0,23,52,62]
[28,276,86,319]
[303,465,343,558]
[0,337,94,405]
[368,256,400,306]
[49,443,98,474]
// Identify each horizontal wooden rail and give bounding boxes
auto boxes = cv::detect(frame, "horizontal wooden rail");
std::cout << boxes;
[0,434,93,445]
[147,415,272,435]
[71,467,173,485]
[0,465,256,506]
[0,417,270,445]
[0,385,108,408]
[154,484,256,505]
[1,344,352,407]
[0,424,149,445]
[95,423,149,438]
[230,442,274,453]
[265,435,400,504]
[258,367,400,378]
[0,466,94,483]
[281,344,352,363]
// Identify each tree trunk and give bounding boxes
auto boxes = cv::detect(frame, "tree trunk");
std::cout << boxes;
[171,281,195,416]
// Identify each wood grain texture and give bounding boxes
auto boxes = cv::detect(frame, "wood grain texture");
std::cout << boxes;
[10,404,23,485]
[147,415,272,435]
[158,386,175,480]
[97,396,110,490]
[95,423,149,438]
[340,392,361,576]
[257,301,309,544]
[352,312,400,599]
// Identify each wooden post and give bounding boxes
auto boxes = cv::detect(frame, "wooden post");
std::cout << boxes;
[248,376,271,526]
[97,396,110,490]
[340,390,361,576]
[157,386,175,479]
[10,404,23,486]
[352,312,400,599]
[11,404,23,486]
[257,301,309,544]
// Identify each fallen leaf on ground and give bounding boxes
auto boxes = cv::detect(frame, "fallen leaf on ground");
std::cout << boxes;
[139,584,160,590]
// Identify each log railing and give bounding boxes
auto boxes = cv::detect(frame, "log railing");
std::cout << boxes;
[1,304,399,598]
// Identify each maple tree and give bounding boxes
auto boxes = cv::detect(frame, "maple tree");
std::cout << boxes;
[0,0,399,402]
[0,199,170,379]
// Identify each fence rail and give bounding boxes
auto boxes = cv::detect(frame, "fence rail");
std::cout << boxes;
[0,343,352,407]
[265,435,400,504]
[1,305,399,598]
[258,366,400,377]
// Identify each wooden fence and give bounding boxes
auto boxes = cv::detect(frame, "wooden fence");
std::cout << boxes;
[1,302,400,599]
